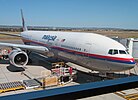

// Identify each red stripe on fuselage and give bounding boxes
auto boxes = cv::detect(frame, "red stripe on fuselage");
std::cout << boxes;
[21,38,135,63]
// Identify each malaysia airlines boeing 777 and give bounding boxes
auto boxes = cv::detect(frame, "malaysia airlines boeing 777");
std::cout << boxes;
[0,10,135,72]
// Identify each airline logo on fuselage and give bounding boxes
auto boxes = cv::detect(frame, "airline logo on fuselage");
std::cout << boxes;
[42,35,57,41]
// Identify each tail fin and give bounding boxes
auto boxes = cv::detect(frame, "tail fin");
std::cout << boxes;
[21,9,27,31]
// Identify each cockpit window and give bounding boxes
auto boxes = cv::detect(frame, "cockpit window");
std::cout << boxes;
[119,50,126,54]
[113,50,118,54]
[109,49,127,55]
[126,49,129,54]
[108,49,113,55]
[108,49,118,55]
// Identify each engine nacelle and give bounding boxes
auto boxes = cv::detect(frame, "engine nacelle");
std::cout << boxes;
[9,50,28,67]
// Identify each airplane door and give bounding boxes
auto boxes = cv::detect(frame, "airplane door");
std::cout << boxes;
[79,43,92,67]
[83,43,92,57]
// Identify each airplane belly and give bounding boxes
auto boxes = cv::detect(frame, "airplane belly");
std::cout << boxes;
[53,49,110,71]
[106,61,135,72]
[52,49,134,72]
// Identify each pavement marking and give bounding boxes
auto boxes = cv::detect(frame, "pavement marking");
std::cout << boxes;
[115,89,138,100]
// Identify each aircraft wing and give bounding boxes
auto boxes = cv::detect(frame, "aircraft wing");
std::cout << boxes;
[0,32,49,52]
[0,32,21,37]
[0,42,49,52]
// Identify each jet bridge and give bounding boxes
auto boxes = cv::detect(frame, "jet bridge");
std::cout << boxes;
[112,37,138,59]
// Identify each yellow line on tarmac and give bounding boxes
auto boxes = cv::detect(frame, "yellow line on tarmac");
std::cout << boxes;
[115,92,138,100]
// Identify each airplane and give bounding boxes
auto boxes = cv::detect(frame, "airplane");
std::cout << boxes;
[0,10,135,73]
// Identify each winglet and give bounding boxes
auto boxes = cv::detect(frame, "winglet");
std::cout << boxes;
[21,9,27,31]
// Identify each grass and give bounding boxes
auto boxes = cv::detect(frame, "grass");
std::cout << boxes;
[0,32,21,39]
[64,30,138,38]
[1,30,138,39]
[87,30,138,38]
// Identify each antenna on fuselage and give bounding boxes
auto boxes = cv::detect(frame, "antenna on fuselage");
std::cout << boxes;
[21,9,28,31]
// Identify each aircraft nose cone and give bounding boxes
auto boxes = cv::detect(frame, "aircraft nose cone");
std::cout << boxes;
[130,58,135,63]
[122,56,136,70]
[128,57,136,68]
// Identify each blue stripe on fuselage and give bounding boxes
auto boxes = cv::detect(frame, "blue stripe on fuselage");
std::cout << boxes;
[23,40,135,65]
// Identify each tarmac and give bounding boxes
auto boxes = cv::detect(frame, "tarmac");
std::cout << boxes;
[0,39,138,100]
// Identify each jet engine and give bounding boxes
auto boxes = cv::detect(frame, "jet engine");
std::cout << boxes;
[8,50,28,67]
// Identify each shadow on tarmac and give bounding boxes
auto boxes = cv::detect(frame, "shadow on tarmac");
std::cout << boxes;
[6,65,25,72]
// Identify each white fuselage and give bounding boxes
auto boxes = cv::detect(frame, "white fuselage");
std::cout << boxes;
[21,30,135,72]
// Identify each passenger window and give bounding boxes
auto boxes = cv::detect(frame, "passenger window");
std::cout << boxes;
[119,50,126,54]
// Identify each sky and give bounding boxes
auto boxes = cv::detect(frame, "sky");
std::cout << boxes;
[0,0,138,29]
